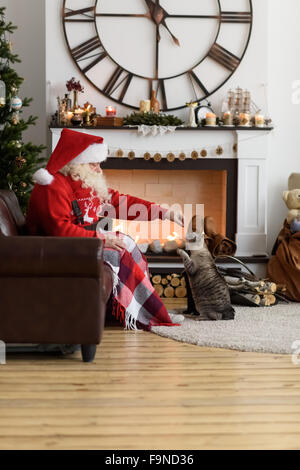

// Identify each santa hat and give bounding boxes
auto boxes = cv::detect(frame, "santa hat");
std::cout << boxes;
[33,128,108,186]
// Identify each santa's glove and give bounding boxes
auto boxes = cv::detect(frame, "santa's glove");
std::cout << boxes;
[164,209,184,227]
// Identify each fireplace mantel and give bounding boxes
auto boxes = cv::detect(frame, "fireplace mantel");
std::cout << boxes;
[50,127,272,258]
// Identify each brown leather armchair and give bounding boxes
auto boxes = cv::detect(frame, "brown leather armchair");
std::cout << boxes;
[0,189,113,362]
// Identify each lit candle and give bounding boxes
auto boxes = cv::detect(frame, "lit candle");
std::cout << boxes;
[206,112,217,126]
[140,100,151,113]
[106,105,116,116]
[255,113,265,127]
[67,111,73,125]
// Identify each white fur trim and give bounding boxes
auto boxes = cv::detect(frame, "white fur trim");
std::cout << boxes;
[71,142,108,165]
[33,168,54,186]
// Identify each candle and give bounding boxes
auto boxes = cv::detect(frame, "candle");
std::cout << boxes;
[255,114,265,127]
[67,111,73,125]
[223,111,233,126]
[206,112,216,126]
[140,100,151,113]
[106,105,116,116]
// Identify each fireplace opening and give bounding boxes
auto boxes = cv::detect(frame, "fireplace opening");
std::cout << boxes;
[104,168,233,252]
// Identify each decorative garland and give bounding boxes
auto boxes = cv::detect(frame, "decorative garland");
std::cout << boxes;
[123,111,184,127]
[107,133,267,161]
[109,145,233,161]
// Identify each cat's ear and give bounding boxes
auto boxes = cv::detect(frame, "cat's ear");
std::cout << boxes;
[177,249,196,274]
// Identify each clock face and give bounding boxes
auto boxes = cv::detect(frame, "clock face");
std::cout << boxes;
[63,0,253,111]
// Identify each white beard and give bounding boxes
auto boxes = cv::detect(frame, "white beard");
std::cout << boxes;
[60,163,111,202]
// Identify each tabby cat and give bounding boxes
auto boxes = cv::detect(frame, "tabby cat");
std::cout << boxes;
[177,232,235,321]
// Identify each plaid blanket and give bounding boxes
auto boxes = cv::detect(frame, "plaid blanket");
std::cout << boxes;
[102,233,177,330]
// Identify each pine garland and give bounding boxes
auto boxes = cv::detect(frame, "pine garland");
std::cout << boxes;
[0,7,46,213]
[123,111,184,127]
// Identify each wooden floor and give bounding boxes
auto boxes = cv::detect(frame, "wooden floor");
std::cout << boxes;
[1,326,300,450]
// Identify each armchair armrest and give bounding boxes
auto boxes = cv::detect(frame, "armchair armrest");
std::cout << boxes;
[0,236,104,277]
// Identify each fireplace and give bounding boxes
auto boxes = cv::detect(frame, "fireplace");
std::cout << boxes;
[50,127,271,261]
[102,159,238,248]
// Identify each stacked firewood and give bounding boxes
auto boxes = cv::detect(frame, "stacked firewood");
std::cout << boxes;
[150,273,187,298]
[224,275,278,307]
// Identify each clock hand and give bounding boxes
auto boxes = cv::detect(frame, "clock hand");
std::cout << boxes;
[144,0,180,46]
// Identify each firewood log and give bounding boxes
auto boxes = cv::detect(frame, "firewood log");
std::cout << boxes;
[154,284,164,297]
[171,277,180,287]
[164,286,175,298]
[180,277,186,287]
[167,275,172,281]
[152,275,162,285]
[175,286,187,298]
[161,278,168,285]
[260,294,276,307]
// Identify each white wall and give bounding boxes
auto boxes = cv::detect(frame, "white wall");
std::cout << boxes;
[3,0,300,253]
[267,0,300,250]
[1,0,46,157]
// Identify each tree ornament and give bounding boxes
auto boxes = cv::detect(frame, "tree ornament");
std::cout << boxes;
[11,91,22,111]
[144,152,151,160]
[116,148,124,158]
[20,181,27,188]
[8,140,22,149]
[128,150,135,160]
[153,153,162,162]
[166,152,176,162]
[191,150,199,160]
[200,149,207,158]
[12,111,19,125]
[178,152,186,161]
[216,146,224,156]
[15,155,26,168]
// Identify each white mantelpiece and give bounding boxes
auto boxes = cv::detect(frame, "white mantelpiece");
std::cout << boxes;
[50,127,271,258]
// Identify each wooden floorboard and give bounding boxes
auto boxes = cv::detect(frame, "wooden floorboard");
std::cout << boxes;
[0,326,300,450]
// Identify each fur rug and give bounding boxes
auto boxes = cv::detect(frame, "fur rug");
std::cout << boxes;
[151,303,300,354]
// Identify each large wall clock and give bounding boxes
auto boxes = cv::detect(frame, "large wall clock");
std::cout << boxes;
[62,0,253,111]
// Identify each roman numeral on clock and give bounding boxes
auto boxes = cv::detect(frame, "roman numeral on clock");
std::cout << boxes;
[71,37,107,73]
[208,43,240,72]
[102,66,133,102]
[221,11,252,23]
[64,7,95,22]
[188,71,209,96]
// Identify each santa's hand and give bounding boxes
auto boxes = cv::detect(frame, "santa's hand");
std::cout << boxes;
[164,209,184,227]
[100,233,126,252]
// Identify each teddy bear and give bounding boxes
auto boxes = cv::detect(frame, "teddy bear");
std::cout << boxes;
[283,189,300,225]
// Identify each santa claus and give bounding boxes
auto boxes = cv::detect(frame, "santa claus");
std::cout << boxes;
[27,129,183,330]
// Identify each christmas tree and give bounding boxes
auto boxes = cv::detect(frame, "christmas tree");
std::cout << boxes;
[0,7,45,213]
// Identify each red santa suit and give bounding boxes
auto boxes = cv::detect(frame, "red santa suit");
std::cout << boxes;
[27,129,177,330]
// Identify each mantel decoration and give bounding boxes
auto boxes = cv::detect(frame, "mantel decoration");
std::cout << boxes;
[123,111,184,127]
[66,77,84,111]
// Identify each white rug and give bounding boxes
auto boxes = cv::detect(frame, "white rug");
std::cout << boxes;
[151,303,300,354]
